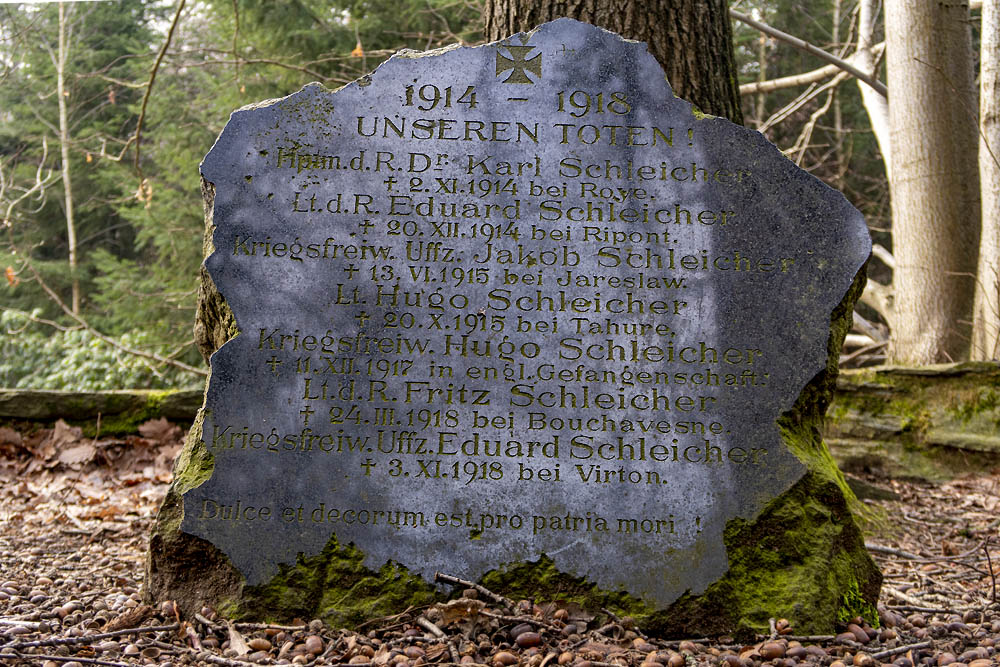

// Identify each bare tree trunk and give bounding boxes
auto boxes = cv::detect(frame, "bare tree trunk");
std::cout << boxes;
[755,33,767,128]
[885,0,979,364]
[831,0,845,189]
[55,2,79,315]
[972,0,1000,359]
[857,0,891,178]
[482,0,743,124]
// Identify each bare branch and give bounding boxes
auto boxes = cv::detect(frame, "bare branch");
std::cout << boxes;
[132,0,187,186]
[787,72,848,165]
[22,261,207,377]
[872,243,895,270]
[852,310,888,342]
[859,279,894,329]
[759,73,845,134]
[740,42,884,96]
[730,8,887,97]
[2,138,59,228]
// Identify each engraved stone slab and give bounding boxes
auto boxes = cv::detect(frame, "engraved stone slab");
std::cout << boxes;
[181,19,870,610]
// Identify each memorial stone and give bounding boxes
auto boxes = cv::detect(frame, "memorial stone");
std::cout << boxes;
[146,19,880,635]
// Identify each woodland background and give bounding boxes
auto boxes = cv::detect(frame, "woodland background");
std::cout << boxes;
[0,0,995,391]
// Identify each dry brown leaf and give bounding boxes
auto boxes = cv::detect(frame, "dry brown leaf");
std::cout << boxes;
[227,620,250,656]
[80,506,124,520]
[372,644,394,666]
[104,604,153,632]
[138,418,181,444]
[436,598,485,626]
[0,426,23,447]
[49,419,83,448]
[576,642,616,658]
[58,442,98,466]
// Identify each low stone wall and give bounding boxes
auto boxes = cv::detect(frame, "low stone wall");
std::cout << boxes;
[0,388,204,434]
[826,362,1000,480]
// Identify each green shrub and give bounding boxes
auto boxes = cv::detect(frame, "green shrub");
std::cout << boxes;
[0,309,203,390]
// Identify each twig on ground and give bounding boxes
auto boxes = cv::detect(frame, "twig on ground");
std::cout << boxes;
[0,653,128,666]
[195,613,221,630]
[0,623,179,650]
[234,622,309,631]
[866,543,925,559]
[149,638,258,666]
[883,586,928,607]
[415,616,460,663]
[415,617,445,638]
[434,571,515,610]
[984,539,997,603]
[885,604,961,615]
[185,621,204,650]
[870,640,933,660]
[656,638,712,648]
[0,620,43,630]
[480,610,561,632]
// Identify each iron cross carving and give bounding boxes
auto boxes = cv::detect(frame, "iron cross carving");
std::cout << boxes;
[496,37,541,84]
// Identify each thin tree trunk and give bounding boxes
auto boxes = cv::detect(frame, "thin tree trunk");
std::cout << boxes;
[56,2,79,315]
[831,0,845,189]
[482,0,743,124]
[972,0,1000,359]
[886,0,980,363]
[857,0,891,178]
[755,33,767,127]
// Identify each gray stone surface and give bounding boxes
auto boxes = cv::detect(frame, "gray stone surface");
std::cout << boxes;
[184,19,870,608]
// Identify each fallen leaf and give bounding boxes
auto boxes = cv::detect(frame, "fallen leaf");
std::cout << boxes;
[58,443,97,466]
[0,427,22,447]
[105,605,153,632]
[227,620,250,656]
[138,418,181,444]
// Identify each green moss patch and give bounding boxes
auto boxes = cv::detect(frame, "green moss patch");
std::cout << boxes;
[232,538,437,626]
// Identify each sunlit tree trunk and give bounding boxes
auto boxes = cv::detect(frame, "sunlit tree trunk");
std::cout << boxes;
[857,0,891,179]
[482,0,743,124]
[885,0,979,363]
[972,0,1000,360]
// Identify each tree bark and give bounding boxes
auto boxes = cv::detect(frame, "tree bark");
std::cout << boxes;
[972,0,1000,359]
[482,0,743,125]
[885,0,980,364]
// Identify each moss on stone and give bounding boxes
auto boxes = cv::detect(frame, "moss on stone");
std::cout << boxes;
[231,538,438,626]
[641,264,880,636]
[75,390,172,436]
[480,557,657,620]
[170,410,215,494]
[648,471,879,638]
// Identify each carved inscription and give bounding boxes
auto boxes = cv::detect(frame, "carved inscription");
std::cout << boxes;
[186,19,870,605]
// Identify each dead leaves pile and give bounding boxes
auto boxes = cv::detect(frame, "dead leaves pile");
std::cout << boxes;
[0,417,183,532]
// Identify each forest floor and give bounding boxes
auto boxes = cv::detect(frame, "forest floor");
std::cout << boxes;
[0,419,999,667]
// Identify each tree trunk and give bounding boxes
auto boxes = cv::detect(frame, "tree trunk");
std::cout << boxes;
[856,0,891,178]
[56,1,80,315]
[885,0,979,364]
[482,0,743,125]
[972,0,1000,360]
